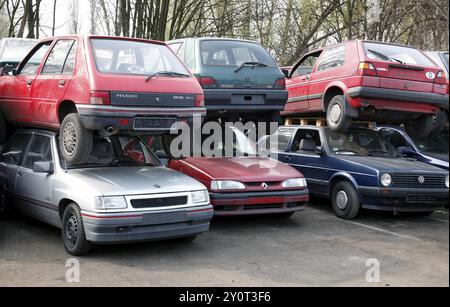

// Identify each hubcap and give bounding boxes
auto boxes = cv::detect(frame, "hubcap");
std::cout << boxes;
[63,123,77,156]
[336,190,349,210]
[65,214,78,247]
[330,104,342,124]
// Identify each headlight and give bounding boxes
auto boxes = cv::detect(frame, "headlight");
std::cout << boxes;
[282,178,307,188]
[380,173,393,187]
[191,190,208,203]
[211,180,246,191]
[445,175,449,188]
[95,196,128,210]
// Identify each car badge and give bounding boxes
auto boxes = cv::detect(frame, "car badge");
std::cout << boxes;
[245,78,251,82]
[261,183,269,190]
[418,176,425,184]
[426,72,436,80]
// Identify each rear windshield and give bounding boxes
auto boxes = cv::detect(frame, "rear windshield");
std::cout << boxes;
[90,38,189,76]
[200,40,277,67]
[364,42,435,67]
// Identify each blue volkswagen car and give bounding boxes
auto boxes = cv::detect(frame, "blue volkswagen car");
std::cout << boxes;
[377,126,449,171]
[261,126,449,219]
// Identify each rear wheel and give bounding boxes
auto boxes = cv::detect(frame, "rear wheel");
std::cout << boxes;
[59,113,93,164]
[326,95,352,132]
[331,181,361,219]
[62,203,91,256]
[431,111,448,134]
[405,115,434,138]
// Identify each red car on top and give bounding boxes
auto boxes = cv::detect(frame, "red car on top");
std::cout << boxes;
[167,126,309,218]
[0,35,205,164]
[282,40,448,138]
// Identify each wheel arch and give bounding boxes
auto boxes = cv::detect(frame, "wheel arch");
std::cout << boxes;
[329,172,360,198]
[57,100,78,125]
[322,83,347,113]
[58,198,76,220]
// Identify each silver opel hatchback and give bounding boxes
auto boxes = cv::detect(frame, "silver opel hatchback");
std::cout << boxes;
[0,130,213,255]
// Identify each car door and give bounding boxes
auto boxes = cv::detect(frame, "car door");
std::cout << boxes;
[31,39,77,126]
[2,41,51,123]
[15,134,57,225]
[278,128,329,196]
[285,51,322,114]
[0,133,33,195]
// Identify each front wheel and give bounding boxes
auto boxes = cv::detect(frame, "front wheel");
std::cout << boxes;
[62,203,92,256]
[326,95,352,132]
[331,181,361,219]
[59,113,93,164]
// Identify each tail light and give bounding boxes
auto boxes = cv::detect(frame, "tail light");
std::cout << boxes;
[358,62,377,76]
[196,94,205,107]
[274,78,286,89]
[435,70,448,85]
[196,76,218,89]
[90,91,111,105]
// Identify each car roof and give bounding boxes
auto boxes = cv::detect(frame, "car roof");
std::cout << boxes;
[35,35,166,46]
[168,37,261,45]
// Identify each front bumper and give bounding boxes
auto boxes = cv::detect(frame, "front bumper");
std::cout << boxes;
[210,189,309,216]
[76,104,206,132]
[81,205,213,244]
[359,187,449,212]
[347,86,449,109]
[203,89,288,112]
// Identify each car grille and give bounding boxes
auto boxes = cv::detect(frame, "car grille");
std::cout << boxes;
[130,196,188,209]
[393,175,446,189]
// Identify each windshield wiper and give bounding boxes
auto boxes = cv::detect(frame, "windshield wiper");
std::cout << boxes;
[145,71,190,82]
[234,62,268,73]
[368,49,404,64]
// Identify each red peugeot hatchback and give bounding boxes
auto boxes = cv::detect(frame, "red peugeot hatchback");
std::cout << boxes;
[0,35,205,163]
[283,40,448,137]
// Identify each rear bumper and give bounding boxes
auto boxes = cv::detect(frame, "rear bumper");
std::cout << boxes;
[76,104,206,131]
[210,189,309,216]
[347,86,449,109]
[81,205,213,244]
[203,89,288,112]
[359,186,448,212]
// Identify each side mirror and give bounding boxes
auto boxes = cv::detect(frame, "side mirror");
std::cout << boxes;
[315,146,324,155]
[282,69,290,78]
[33,161,54,174]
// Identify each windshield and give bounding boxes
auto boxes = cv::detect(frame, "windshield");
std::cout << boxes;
[411,129,449,155]
[65,135,161,169]
[201,125,258,157]
[326,129,399,157]
[90,38,189,76]
[364,42,435,67]
[200,40,277,68]
[0,39,37,62]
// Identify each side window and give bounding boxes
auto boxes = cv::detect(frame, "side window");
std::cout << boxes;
[265,129,295,152]
[0,134,31,165]
[41,40,75,75]
[20,42,52,76]
[23,136,53,169]
[291,130,321,154]
[380,129,408,149]
[316,45,346,72]
[62,42,77,75]
[292,52,321,77]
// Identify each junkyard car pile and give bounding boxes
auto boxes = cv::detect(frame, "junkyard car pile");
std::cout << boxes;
[0,35,448,255]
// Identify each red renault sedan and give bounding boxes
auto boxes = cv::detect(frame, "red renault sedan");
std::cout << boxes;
[0,35,205,163]
[167,126,309,217]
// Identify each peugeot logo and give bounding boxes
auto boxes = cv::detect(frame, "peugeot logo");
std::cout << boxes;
[426,72,436,80]
[418,176,426,184]
[261,183,269,190]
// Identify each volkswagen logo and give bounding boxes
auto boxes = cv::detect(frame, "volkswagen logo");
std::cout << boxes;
[418,176,426,184]
[261,183,269,190]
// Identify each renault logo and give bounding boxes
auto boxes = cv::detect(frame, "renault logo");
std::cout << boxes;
[418,176,426,184]
[261,183,269,190]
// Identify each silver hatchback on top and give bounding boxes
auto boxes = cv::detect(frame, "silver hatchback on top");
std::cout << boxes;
[0,130,213,255]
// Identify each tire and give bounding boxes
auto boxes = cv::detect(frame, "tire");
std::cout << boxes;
[404,116,434,139]
[0,184,13,219]
[62,203,92,256]
[431,111,448,134]
[326,95,352,132]
[331,181,361,219]
[0,112,6,145]
[59,113,93,164]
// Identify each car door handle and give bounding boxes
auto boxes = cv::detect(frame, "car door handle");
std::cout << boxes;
[58,80,66,86]
[17,171,23,177]
[285,156,293,162]
[26,79,32,86]
[304,75,310,81]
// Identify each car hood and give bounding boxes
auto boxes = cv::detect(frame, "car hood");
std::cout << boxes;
[424,152,449,163]
[338,156,447,174]
[68,166,206,196]
[183,157,302,182]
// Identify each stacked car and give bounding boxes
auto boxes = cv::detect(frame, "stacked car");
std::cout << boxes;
[0,35,448,255]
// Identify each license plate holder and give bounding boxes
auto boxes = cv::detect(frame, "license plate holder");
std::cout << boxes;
[133,117,177,131]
